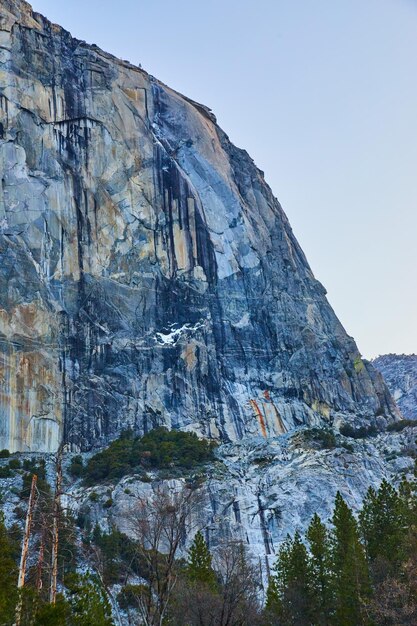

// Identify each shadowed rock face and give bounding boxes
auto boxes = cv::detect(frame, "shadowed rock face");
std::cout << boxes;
[0,0,399,452]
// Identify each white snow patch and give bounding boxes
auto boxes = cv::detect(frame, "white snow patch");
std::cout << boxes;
[155,320,205,346]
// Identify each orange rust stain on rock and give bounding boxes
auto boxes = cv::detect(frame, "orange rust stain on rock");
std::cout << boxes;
[249,399,267,438]
[262,390,287,435]
[121,88,147,118]
[122,87,141,102]
[271,402,286,434]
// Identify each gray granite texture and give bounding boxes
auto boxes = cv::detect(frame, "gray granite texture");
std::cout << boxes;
[0,0,399,452]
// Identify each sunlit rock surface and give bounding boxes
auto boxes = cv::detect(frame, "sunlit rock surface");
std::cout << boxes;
[0,0,399,452]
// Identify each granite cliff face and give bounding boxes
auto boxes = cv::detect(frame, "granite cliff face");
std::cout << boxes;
[69,427,415,578]
[373,354,417,420]
[0,0,399,453]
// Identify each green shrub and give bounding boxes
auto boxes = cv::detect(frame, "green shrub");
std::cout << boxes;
[303,428,336,449]
[353,356,365,373]
[84,428,216,485]
[20,460,49,499]
[0,449,10,458]
[340,424,378,439]
[14,506,26,520]
[8,459,21,470]
[117,584,146,609]
[22,458,45,475]
[92,526,150,585]
[69,455,84,478]
[0,466,11,478]
[386,419,417,433]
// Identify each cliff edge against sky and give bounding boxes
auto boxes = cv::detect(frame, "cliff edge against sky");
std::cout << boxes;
[0,0,399,453]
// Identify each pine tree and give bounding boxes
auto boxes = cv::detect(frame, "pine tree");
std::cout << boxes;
[306,513,333,625]
[67,574,114,626]
[331,492,370,626]
[265,572,282,620]
[270,532,313,626]
[32,594,69,626]
[187,531,217,590]
[398,477,417,528]
[0,511,18,623]
[360,480,407,570]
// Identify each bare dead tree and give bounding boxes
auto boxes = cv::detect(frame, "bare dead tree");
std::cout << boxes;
[168,539,262,626]
[168,576,222,626]
[31,490,55,596]
[127,483,201,626]
[15,474,38,626]
[213,540,261,626]
[365,557,417,626]
[35,538,44,592]
[17,474,38,589]
[49,449,63,603]
[20,451,77,603]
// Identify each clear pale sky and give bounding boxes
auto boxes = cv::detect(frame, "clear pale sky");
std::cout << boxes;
[30,0,417,359]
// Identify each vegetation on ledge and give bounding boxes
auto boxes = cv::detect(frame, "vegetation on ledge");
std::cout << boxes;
[339,423,378,439]
[386,418,417,432]
[83,427,216,485]
[301,427,337,449]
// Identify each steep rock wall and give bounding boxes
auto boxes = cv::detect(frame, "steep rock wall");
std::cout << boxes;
[0,0,399,451]
[373,354,417,420]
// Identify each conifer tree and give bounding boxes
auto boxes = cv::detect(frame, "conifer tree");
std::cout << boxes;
[31,595,69,626]
[67,574,114,626]
[187,531,217,590]
[306,513,333,625]
[331,492,370,626]
[360,479,406,570]
[398,477,417,528]
[269,532,313,626]
[265,570,282,620]
[0,511,18,623]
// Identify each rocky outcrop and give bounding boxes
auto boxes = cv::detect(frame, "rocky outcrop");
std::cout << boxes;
[373,354,417,420]
[62,427,416,581]
[0,0,399,452]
